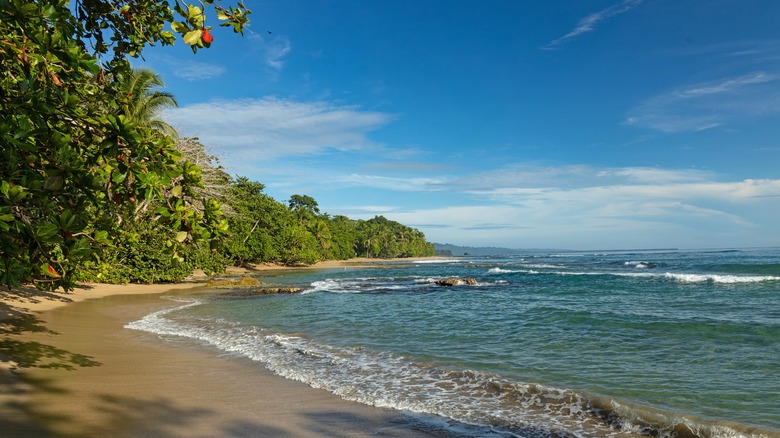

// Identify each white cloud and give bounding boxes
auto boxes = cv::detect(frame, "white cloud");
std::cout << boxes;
[158,87,780,249]
[332,205,399,216]
[626,72,780,132]
[164,97,394,169]
[144,55,226,81]
[441,165,714,196]
[317,165,780,249]
[542,0,643,50]
[170,61,226,81]
[248,32,291,70]
[333,174,450,192]
[674,72,774,97]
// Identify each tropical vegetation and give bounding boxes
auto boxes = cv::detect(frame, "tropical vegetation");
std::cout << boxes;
[222,178,435,268]
[0,0,434,290]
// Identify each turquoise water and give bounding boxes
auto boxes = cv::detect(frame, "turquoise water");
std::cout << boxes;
[128,248,780,437]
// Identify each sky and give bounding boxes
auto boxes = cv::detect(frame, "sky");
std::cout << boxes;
[140,0,780,250]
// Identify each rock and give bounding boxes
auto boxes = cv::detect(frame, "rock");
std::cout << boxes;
[251,287,302,294]
[206,276,261,288]
[435,277,478,286]
[235,276,262,286]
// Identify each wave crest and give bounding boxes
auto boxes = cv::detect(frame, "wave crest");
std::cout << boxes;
[664,273,780,284]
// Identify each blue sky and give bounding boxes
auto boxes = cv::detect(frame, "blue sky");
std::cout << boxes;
[141,0,780,250]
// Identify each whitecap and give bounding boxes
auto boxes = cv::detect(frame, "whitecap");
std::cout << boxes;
[413,259,463,264]
[487,267,520,274]
[663,273,780,284]
[624,261,656,269]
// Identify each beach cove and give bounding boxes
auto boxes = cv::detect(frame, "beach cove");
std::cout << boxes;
[3,250,780,437]
[0,260,450,437]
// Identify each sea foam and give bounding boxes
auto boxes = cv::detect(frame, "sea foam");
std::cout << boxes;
[663,273,780,284]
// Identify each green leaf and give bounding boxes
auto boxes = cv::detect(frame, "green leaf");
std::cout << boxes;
[94,230,110,245]
[36,223,60,240]
[175,231,188,242]
[187,5,203,22]
[171,21,188,33]
[58,210,76,230]
[44,175,64,191]
[112,172,127,184]
[171,185,183,197]
[217,12,229,20]
[183,29,202,46]
[67,240,92,260]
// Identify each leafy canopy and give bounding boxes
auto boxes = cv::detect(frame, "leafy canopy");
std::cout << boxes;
[0,0,249,290]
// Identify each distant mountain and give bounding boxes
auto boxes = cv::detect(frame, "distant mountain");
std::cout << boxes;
[434,243,521,257]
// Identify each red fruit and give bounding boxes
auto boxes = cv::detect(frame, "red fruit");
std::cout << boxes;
[202,29,214,44]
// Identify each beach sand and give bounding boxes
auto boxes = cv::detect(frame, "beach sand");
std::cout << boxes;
[0,259,452,437]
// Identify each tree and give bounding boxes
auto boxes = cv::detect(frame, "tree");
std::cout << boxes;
[309,219,332,252]
[354,216,435,259]
[222,177,290,265]
[324,215,357,260]
[288,194,320,223]
[118,68,178,139]
[0,0,249,290]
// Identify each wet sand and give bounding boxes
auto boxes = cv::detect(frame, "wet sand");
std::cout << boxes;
[0,259,453,437]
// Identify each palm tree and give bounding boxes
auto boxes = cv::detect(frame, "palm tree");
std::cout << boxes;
[309,219,332,251]
[118,68,178,138]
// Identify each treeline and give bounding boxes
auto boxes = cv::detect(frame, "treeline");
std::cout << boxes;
[226,179,434,265]
[77,139,434,284]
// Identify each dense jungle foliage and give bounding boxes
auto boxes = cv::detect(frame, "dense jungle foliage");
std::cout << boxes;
[79,141,436,284]
[1,0,434,289]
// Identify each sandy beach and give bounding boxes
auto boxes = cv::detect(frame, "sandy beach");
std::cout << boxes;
[0,259,450,437]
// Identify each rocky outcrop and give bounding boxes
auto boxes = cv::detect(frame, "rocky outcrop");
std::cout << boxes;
[206,276,261,288]
[251,287,302,295]
[435,277,478,286]
[207,275,302,294]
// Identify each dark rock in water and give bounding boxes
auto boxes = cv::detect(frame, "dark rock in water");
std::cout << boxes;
[435,277,478,286]
[251,287,302,294]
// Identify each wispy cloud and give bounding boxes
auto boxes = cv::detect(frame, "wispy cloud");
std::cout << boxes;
[248,32,291,70]
[361,161,452,173]
[164,89,780,249]
[542,0,643,50]
[146,55,226,81]
[626,72,780,132]
[333,174,450,192]
[164,97,394,172]
[665,39,780,63]
[313,164,780,248]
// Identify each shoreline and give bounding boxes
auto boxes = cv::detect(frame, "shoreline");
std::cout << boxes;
[0,257,450,437]
[1,256,445,314]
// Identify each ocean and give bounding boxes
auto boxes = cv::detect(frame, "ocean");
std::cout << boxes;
[126,248,780,438]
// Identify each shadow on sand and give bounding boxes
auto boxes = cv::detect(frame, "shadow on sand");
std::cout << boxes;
[2,381,460,437]
[0,292,100,437]
[1,300,101,370]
